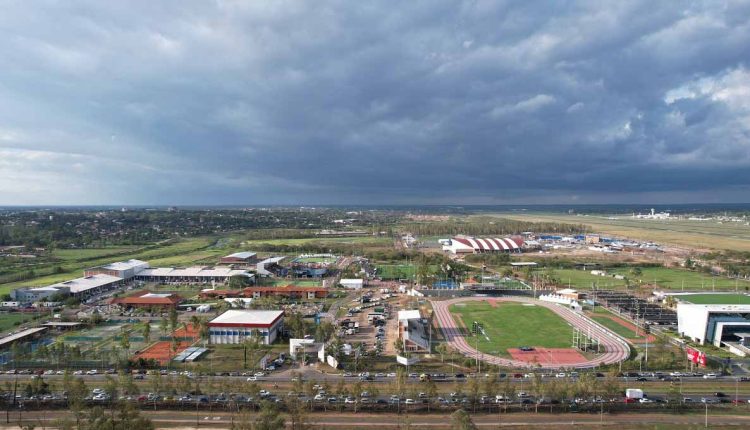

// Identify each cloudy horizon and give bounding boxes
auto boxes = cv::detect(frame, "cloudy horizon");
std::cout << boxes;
[1,1,750,205]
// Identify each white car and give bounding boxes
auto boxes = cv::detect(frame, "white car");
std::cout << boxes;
[703,373,717,379]
[254,372,265,377]
[405,399,416,405]
[86,369,98,375]
[344,397,357,404]
[246,376,257,381]
[639,398,654,404]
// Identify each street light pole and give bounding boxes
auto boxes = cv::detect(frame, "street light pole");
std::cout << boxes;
[705,401,708,428]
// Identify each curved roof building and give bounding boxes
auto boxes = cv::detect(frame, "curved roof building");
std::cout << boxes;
[442,236,524,254]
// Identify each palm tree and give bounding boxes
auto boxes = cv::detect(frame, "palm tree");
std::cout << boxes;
[142,323,151,344]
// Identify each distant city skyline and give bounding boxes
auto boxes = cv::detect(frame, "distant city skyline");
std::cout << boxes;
[1,1,749,205]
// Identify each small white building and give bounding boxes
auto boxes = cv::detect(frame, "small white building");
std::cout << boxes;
[340,278,364,290]
[208,310,284,345]
[289,338,322,360]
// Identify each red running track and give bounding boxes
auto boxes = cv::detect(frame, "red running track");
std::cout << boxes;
[432,296,631,369]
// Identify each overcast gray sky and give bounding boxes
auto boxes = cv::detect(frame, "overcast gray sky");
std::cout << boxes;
[1,1,749,205]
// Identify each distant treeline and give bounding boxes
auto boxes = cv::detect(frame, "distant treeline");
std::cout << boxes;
[701,250,750,278]
[402,217,587,236]
[0,208,402,249]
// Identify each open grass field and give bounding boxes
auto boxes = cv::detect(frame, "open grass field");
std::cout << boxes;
[610,267,750,290]
[375,264,416,280]
[535,267,750,291]
[374,264,441,280]
[448,300,574,357]
[51,246,139,261]
[242,236,392,247]
[590,315,639,339]
[0,313,32,333]
[675,293,750,305]
[0,236,226,295]
[535,268,626,289]
[493,212,750,252]
[254,279,323,287]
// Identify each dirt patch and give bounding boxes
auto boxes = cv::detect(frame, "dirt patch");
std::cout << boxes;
[508,347,587,366]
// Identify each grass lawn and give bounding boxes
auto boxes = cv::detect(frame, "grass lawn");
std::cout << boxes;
[675,293,750,305]
[242,236,391,247]
[535,266,750,291]
[448,301,574,357]
[0,313,31,333]
[610,267,750,290]
[375,264,416,280]
[51,247,139,261]
[374,264,442,281]
[535,268,626,290]
[590,315,640,339]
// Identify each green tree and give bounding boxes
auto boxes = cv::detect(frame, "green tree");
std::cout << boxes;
[254,400,285,430]
[450,409,477,430]
[142,323,151,344]
[169,307,178,333]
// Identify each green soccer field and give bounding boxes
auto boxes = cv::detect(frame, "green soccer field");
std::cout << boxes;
[675,293,750,305]
[448,301,574,357]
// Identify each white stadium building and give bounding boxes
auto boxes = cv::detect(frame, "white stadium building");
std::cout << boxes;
[441,236,524,254]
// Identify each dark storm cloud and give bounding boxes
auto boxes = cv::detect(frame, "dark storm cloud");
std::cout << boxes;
[0,0,749,205]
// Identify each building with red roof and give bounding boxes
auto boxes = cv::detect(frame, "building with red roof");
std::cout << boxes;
[243,285,328,300]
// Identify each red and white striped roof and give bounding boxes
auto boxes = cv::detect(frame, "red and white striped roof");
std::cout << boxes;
[452,236,523,251]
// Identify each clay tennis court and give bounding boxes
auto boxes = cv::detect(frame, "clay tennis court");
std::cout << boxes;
[132,324,199,364]
[508,347,587,366]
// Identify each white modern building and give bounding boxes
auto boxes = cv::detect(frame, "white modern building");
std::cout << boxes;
[397,309,429,352]
[340,278,364,290]
[13,274,124,303]
[208,310,284,345]
[84,259,149,279]
[677,303,750,350]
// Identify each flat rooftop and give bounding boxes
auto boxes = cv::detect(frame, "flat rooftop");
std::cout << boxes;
[398,310,421,321]
[138,267,251,278]
[99,259,149,271]
[49,274,123,294]
[224,252,257,259]
[41,322,81,327]
[0,327,48,347]
[209,310,284,326]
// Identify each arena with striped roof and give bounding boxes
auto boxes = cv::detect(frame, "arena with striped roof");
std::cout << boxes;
[441,235,524,254]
